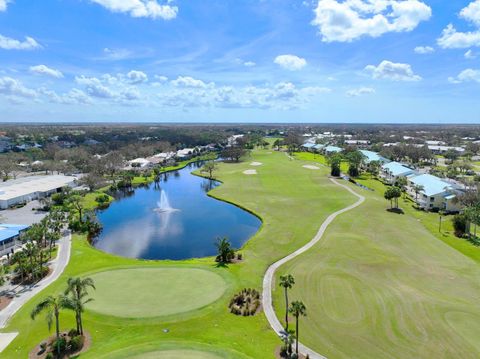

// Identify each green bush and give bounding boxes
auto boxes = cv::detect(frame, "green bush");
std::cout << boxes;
[95,194,110,204]
[69,335,84,352]
[45,353,54,359]
[452,214,468,238]
[52,337,67,354]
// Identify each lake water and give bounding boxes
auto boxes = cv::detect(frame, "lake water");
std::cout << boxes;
[92,162,261,260]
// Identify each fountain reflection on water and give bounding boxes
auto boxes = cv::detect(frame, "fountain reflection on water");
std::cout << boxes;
[93,162,261,260]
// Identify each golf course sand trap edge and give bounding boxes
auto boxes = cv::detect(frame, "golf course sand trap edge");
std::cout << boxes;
[86,267,227,318]
[302,165,320,170]
[243,169,257,175]
[250,162,263,166]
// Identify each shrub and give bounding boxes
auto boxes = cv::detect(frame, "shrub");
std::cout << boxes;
[95,194,110,204]
[67,328,78,338]
[52,337,67,354]
[237,253,243,260]
[45,353,54,359]
[452,214,468,238]
[229,288,261,316]
[69,335,84,352]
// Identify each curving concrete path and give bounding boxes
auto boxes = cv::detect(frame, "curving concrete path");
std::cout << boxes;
[0,231,72,352]
[262,178,365,359]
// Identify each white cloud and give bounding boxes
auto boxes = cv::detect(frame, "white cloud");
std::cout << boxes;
[127,70,148,84]
[274,54,307,71]
[346,87,375,97]
[75,76,115,98]
[448,68,480,83]
[29,65,64,78]
[90,0,178,20]
[461,0,480,26]
[437,24,480,49]
[465,49,477,59]
[244,61,256,67]
[0,77,37,98]
[0,34,41,50]
[0,0,9,12]
[171,76,213,88]
[437,1,480,49]
[312,0,431,42]
[365,60,421,81]
[414,45,434,54]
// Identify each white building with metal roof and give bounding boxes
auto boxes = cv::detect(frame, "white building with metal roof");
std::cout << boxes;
[0,175,77,209]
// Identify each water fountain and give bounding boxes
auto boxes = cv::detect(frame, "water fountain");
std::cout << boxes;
[154,190,178,213]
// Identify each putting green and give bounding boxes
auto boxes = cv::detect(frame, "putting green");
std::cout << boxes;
[131,350,223,359]
[87,267,227,318]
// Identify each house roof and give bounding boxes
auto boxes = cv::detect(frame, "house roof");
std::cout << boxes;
[0,175,77,202]
[359,150,388,163]
[382,162,415,176]
[302,143,316,148]
[409,174,453,197]
[324,146,342,153]
[0,224,28,243]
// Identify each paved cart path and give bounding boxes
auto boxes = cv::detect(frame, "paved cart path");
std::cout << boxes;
[0,231,71,352]
[262,178,365,359]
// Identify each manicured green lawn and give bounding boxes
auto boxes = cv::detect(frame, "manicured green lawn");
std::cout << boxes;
[131,350,224,359]
[87,267,227,318]
[0,149,354,358]
[274,174,480,358]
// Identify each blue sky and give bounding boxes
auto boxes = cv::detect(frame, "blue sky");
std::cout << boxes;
[0,0,479,123]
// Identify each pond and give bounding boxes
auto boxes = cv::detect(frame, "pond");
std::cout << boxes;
[92,162,261,260]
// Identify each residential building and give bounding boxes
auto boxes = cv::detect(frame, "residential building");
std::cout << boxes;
[407,174,462,212]
[381,162,415,184]
[360,150,388,164]
[0,224,28,257]
[324,146,343,154]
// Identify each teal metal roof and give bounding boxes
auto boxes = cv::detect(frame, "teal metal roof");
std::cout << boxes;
[325,146,342,153]
[409,174,453,197]
[359,150,388,163]
[302,143,315,148]
[382,162,415,176]
[0,224,28,243]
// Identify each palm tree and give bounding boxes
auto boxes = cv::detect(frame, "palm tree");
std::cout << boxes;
[64,277,95,335]
[289,301,307,356]
[214,237,234,264]
[31,294,72,341]
[279,274,295,330]
[413,184,424,202]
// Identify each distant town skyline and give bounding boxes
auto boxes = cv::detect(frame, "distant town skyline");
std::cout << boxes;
[1,0,479,123]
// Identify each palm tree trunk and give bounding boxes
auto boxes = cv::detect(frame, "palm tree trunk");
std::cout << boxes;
[295,315,299,355]
[284,289,289,331]
[55,309,60,339]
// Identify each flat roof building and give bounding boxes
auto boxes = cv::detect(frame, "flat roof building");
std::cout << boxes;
[0,224,28,256]
[0,175,77,209]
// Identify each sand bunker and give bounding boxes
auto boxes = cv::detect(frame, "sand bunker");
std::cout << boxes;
[303,165,320,170]
[250,162,263,166]
[243,169,257,175]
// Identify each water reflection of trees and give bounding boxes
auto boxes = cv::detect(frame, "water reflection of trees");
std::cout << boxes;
[200,179,219,193]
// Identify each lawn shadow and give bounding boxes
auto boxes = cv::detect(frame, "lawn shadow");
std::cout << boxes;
[386,208,405,215]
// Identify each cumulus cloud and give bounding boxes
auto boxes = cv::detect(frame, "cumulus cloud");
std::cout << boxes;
[0,0,9,12]
[75,76,116,98]
[90,0,178,20]
[0,34,41,50]
[0,77,37,98]
[160,80,330,110]
[438,24,480,49]
[30,65,64,78]
[312,0,431,42]
[171,76,213,88]
[414,45,434,54]
[274,54,307,71]
[438,1,480,49]
[244,61,256,67]
[365,60,421,81]
[448,68,480,83]
[127,70,148,84]
[346,87,375,97]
